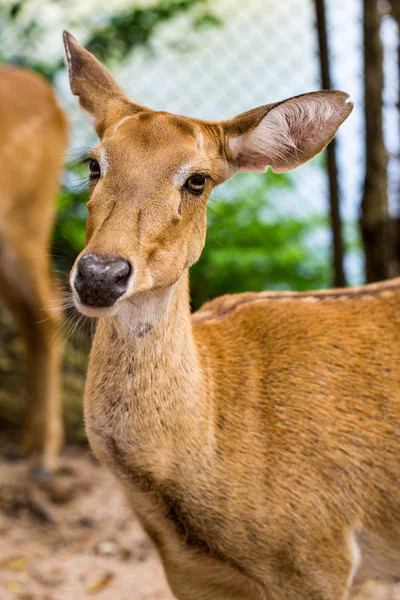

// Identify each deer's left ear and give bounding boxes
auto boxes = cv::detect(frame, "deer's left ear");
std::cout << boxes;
[223,91,353,173]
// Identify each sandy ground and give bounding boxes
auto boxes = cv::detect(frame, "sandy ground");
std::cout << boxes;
[0,448,400,600]
[0,448,174,600]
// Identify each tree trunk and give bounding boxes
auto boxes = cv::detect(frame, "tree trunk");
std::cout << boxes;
[360,0,395,282]
[0,307,87,444]
[389,0,400,130]
[314,0,346,288]
[388,1,400,263]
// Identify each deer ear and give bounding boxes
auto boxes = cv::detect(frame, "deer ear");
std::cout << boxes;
[63,31,145,137]
[224,91,353,173]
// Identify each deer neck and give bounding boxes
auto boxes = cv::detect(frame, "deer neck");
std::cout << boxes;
[114,268,196,374]
[85,269,206,449]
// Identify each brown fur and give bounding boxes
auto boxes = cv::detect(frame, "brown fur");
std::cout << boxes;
[0,66,68,469]
[63,32,397,600]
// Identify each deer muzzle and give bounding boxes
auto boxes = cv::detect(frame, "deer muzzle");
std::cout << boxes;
[73,253,132,307]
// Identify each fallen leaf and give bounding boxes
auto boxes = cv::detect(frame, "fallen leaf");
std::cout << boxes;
[86,572,114,595]
[1,556,28,571]
[8,581,23,593]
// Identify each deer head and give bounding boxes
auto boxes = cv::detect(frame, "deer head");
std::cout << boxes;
[63,31,353,319]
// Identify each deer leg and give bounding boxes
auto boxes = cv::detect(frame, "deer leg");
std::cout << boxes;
[0,241,64,472]
[262,535,359,600]
[150,530,357,600]
[22,268,64,473]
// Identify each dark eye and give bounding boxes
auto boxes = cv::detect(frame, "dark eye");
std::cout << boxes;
[185,174,206,194]
[89,159,101,179]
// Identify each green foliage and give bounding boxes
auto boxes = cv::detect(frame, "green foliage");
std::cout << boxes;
[0,0,220,80]
[193,11,223,30]
[190,171,331,310]
[53,183,88,271]
[86,0,216,62]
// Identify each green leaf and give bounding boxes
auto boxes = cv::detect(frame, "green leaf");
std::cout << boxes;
[193,12,223,30]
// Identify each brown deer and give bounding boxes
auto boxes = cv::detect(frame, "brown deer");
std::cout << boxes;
[0,67,67,471]
[63,31,400,600]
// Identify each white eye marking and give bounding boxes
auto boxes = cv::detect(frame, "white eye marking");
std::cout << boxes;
[113,115,135,134]
[197,132,203,151]
[100,148,108,176]
[172,162,195,187]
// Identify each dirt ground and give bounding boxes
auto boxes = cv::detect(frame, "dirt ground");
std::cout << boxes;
[0,447,174,600]
[0,447,399,600]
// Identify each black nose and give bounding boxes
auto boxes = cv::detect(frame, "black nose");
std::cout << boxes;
[74,253,132,307]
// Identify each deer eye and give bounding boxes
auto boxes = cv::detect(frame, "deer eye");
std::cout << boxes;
[185,174,206,194]
[89,159,101,179]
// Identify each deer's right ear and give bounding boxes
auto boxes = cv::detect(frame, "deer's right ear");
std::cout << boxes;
[63,31,144,137]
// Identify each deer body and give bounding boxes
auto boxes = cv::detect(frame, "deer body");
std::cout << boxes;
[62,32,399,599]
[84,272,400,599]
[0,67,67,468]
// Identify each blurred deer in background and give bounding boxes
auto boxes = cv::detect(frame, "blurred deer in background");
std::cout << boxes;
[0,67,67,471]
[64,32,400,600]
